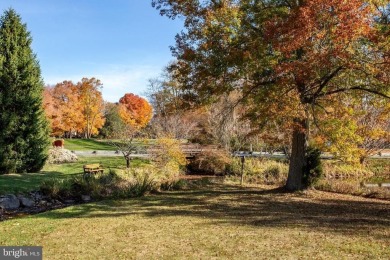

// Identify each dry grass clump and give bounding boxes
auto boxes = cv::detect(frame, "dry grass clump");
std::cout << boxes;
[187,149,232,175]
[315,178,390,200]
[322,161,373,179]
[227,158,288,185]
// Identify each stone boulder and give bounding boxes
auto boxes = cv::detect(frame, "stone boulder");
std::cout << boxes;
[19,196,35,208]
[81,195,91,202]
[0,194,20,210]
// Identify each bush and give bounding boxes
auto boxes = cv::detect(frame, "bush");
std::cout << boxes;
[40,178,63,198]
[69,175,106,198]
[39,168,156,201]
[187,149,232,175]
[149,138,187,185]
[47,148,78,164]
[227,158,288,185]
[40,178,72,199]
[314,178,390,200]
[303,146,323,187]
[115,168,156,197]
[323,161,373,179]
[365,159,390,177]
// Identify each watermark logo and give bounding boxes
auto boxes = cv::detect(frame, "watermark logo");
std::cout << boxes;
[0,247,42,260]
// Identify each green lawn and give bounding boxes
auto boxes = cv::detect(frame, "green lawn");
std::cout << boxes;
[1,183,389,259]
[0,157,149,195]
[62,139,116,151]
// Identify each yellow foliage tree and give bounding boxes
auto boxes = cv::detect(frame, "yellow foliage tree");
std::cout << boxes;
[77,78,105,138]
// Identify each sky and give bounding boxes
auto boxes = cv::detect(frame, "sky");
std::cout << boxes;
[0,1,183,102]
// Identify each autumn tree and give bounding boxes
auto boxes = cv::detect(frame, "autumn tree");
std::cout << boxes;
[118,93,152,129]
[43,81,83,137]
[43,78,105,138]
[153,0,390,190]
[147,77,198,139]
[0,9,50,174]
[104,94,152,168]
[43,86,61,136]
[315,93,390,164]
[109,122,141,168]
[77,78,105,138]
[99,102,123,138]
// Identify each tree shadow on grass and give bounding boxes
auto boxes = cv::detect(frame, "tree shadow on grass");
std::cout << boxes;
[35,182,390,240]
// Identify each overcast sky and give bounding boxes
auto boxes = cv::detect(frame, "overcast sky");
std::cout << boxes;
[0,0,183,102]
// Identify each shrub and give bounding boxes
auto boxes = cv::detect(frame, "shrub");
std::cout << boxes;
[40,178,72,199]
[47,148,78,164]
[40,178,63,198]
[39,168,156,201]
[187,149,232,175]
[119,168,156,197]
[227,158,288,185]
[149,138,187,184]
[314,178,390,200]
[323,161,373,179]
[365,159,390,177]
[303,146,323,187]
[69,175,106,198]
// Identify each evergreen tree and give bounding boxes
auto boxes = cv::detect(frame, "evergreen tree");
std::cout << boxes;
[0,9,50,174]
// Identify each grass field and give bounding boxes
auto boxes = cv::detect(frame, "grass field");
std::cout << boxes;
[0,157,149,195]
[62,139,116,151]
[0,183,389,259]
[62,138,154,151]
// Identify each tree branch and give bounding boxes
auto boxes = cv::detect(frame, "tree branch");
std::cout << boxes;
[319,86,390,99]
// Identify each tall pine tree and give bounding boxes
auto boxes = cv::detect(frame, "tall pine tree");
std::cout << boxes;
[0,9,50,174]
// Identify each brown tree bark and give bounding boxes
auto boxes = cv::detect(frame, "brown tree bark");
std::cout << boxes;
[126,156,131,169]
[285,119,307,191]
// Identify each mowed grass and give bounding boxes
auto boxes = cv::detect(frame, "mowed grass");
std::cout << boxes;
[62,139,115,151]
[0,157,149,195]
[1,183,389,259]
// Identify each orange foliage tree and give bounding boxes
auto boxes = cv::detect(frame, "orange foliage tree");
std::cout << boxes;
[43,78,105,138]
[43,81,83,137]
[154,0,390,190]
[118,93,153,129]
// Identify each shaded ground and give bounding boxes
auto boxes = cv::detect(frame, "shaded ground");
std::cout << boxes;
[1,183,389,259]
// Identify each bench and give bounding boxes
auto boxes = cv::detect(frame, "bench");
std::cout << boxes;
[83,164,104,175]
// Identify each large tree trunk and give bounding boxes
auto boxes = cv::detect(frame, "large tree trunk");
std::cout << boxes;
[285,119,307,191]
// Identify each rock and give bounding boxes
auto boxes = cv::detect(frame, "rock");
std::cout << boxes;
[47,147,78,164]
[29,191,43,201]
[19,197,35,208]
[64,199,75,204]
[53,200,63,205]
[0,194,20,210]
[38,200,48,207]
[81,195,91,202]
